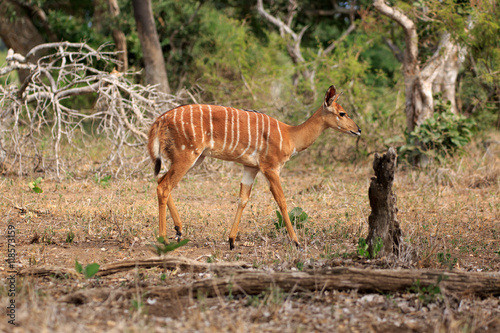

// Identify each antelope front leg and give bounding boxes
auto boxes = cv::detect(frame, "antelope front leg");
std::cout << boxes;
[228,166,259,250]
[262,169,300,248]
[167,195,183,241]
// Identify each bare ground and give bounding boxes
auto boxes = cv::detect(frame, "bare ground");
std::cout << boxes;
[1,138,499,332]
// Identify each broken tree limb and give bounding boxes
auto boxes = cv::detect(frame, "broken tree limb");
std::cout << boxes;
[18,256,252,278]
[160,267,500,298]
[20,256,500,298]
[95,256,251,276]
[58,266,500,305]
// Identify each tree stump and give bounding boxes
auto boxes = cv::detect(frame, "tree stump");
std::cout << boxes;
[367,147,403,257]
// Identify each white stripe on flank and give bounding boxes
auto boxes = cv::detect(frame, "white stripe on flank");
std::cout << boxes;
[259,113,265,152]
[208,105,214,148]
[200,105,204,143]
[237,111,252,158]
[222,107,228,151]
[276,118,283,151]
[230,108,240,153]
[228,108,235,151]
[190,105,196,142]
[173,108,179,135]
[250,113,260,157]
[180,107,189,140]
[265,114,271,155]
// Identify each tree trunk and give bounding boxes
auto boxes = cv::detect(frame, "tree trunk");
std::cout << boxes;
[373,1,462,133]
[107,0,128,72]
[366,147,403,257]
[432,43,466,114]
[0,0,46,83]
[132,0,170,93]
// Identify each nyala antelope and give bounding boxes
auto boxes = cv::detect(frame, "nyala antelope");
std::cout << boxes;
[148,85,361,249]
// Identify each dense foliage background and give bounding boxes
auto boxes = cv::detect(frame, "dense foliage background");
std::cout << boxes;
[0,0,498,168]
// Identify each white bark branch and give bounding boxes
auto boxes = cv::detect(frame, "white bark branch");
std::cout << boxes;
[0,42,182,177]
[373,0,418,70]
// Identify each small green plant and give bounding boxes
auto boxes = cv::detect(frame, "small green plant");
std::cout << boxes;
[94,174,112,188]
[296,261,304,271]
[398,103,475,164]
[131,298,143,312]
[227,281,234,300]
[373,237,384,257]
[275,207,308,231]
[437,252,458,270]
[246,295,261,307]
[75,259,100,279]
[152,237,189,255]
[494,249,500,257]
[28,177,43,193]
[41,227,55,244]
[65,231,75,243]
[409,276,447,306]
[357,237,369,257]
[357,237,383,259]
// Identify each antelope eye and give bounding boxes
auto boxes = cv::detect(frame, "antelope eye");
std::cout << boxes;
[339,112,346,117]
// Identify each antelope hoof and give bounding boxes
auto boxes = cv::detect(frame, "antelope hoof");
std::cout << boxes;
[174,226,182,242]
[294,241,303,251]
[229,238,235,250]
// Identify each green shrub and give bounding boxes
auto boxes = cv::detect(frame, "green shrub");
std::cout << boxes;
[75,259,100,279]
[152,237,189,255]
[275,207,308,231]
[399,105,475,164]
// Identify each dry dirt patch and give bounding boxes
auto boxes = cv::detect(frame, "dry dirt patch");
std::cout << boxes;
[1,155,499,332]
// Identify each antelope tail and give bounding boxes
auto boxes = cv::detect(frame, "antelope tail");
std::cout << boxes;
[148,118,163,177]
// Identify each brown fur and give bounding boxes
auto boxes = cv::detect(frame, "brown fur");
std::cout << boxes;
[148,85,360,249]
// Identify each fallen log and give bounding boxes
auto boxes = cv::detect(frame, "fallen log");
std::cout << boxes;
[20,257,500,298]
[60,266,500,305]
[95,256,251,277]
[150,267,500,298]
[18,256,252,278]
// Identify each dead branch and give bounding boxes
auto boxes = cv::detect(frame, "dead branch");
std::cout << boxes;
[0,42,183,177]
[18,256,252,278]
[54,267,500,306]
[158,268,500,298]
[21,256,500,298]
[256,0,357,99]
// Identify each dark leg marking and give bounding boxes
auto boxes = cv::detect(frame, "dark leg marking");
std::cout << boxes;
[174,226,182,242]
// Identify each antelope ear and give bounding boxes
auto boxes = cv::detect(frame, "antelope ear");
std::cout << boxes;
[323,85,337,107]
[334,91,344,103]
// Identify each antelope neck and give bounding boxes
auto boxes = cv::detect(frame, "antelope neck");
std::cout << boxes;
[288,108,327,153]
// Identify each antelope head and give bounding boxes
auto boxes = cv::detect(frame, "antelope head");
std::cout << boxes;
[322,85,361,136]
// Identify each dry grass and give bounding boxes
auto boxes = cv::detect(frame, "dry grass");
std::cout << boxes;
[0,132,499,332]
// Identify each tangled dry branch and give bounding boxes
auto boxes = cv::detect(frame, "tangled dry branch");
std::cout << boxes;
[0,42,183,178]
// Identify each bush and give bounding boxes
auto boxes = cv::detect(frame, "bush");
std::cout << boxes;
[399,107,475,165]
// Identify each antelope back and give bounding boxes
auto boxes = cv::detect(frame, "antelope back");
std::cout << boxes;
[151,104,289,167]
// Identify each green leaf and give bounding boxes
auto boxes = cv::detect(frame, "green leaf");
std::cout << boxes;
[153,239,189,255]
[274,210,284,230]
[83,263,100,278]
[163,239,189,252]
[75,259,83,274]
[28,177,44,193]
